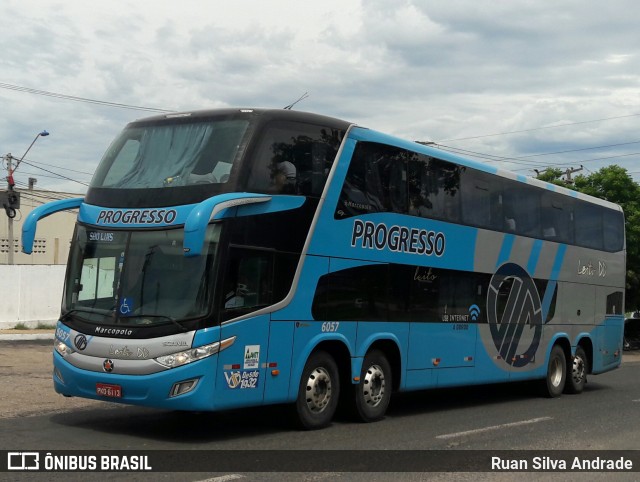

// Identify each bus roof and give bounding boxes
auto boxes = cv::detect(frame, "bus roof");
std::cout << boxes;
[128,107,352,131]
[127,108,622,213]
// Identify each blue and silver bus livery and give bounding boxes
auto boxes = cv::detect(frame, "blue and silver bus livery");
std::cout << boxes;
[23,108,626,429]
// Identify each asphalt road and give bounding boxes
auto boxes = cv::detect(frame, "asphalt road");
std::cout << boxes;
[1,342,639,481]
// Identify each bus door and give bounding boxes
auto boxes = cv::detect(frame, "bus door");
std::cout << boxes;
[599,287,624,371]
[215,247,272,408]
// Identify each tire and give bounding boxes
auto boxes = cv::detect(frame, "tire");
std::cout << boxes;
[353,350,392,422]
[294,351,340,430]
[541,345,566,398]
[564,345,588,394]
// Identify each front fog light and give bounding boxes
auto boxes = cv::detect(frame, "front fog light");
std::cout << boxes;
[53,367,65,383]
[170,379,199,397]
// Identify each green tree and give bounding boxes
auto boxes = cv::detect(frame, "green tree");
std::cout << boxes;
[535,168,568,187]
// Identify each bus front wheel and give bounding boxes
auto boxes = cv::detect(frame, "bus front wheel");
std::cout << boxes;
[353,350,392,422]
[564,345,588,394]
[294,351,340,430]
[541,345,566,398]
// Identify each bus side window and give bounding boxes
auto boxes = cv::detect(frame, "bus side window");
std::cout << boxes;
[407,266,488,323]
[377,152,407,214]
[336,142,385,217]
[604,210,624,252]
[422,158,462,222]
[311,264,388,321]
[222,249,273,317]
[408,158,430,218]
[461,173,491,227]
[294,140,335,196]
[575,203,603,250]
[248,122,344,197]
[503,182,540,238]
[540,194,574,244]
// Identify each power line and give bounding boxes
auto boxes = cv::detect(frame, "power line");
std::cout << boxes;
[436,113,640,142]
[14,180,85,196]
[435,144,549,167]
[17,189,71,202]
[502,151,640,171]
[513,151,640,171]
[18,157,94,176]
[16,159,90,186]
[0,82,175,113]
[510,140,640,159]
[14,171,87,181]
[19,193,80,213]
[9,158,93,179]
[436,141,640,169]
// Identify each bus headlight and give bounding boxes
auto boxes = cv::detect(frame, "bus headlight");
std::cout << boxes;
[54,340,75,357]
[154,336,236,369]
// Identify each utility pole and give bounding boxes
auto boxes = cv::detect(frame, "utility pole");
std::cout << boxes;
[3,130,49,265]
[3,153,23,265]
[564,165,583,185]
[3,153,19,265]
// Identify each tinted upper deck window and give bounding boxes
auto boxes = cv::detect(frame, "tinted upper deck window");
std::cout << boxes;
[246,121,344,197]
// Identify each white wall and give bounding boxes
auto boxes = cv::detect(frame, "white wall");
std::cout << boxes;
[0,189,78,265]
[0,265,66,328]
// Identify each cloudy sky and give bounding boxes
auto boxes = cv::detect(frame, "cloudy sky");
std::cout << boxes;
[1,0,640,195]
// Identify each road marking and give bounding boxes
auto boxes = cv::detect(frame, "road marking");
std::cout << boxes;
[195,475,244,482]
[436,416,553,440]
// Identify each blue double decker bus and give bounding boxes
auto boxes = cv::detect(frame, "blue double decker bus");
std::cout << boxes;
[24,108,626,429]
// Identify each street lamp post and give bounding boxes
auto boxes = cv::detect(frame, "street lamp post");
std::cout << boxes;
[4,130,50,265]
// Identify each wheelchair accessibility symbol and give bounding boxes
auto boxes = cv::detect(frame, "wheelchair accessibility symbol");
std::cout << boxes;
[119,298,133,315]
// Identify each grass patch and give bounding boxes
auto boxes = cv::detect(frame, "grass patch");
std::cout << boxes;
[8,322,55,330]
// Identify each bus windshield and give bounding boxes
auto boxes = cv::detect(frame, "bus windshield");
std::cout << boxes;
[90,119,250,189]
[63,225,220,326]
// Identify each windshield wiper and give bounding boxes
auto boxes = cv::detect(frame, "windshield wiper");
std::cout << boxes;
[60,308,113,322]
[121,314,187,332]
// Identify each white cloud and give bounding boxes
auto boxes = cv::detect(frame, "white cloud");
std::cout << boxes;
[1,0,640,194]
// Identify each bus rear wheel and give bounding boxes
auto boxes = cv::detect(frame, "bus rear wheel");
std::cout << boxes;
[564,345,588,394]
[353,350,392,422]
[294,351,340,430]
[541,345,566,398]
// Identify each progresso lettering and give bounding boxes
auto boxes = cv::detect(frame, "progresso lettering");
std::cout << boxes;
[96,209,178,225]
[351,219,445,257]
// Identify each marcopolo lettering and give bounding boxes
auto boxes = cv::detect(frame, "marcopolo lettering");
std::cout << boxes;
[94,327,134,336]
[96,209,178,225]
[351,219,446,257]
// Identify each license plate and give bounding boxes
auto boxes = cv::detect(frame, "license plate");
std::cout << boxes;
[96,383,122,398]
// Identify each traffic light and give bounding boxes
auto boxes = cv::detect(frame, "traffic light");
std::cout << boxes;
[1,190,20,218]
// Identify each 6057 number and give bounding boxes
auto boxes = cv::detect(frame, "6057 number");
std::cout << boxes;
[321,322,340,332]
